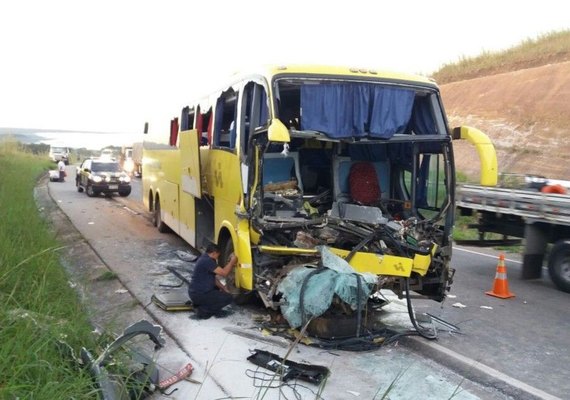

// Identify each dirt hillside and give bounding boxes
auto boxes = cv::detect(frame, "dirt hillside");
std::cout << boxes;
[441,61,570,181]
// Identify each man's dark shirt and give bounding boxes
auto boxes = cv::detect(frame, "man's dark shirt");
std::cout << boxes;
[188,253,217,296]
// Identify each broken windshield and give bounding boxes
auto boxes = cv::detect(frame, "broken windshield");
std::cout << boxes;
[274,78,446,139]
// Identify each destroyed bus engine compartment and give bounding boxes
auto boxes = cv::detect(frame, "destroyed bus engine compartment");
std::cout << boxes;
[241,76,456,333]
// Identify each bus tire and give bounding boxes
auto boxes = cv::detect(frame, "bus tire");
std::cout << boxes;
[220,237,254,304]
[548,240,570,293]
[154,199,170,233]
[220,238,241,294]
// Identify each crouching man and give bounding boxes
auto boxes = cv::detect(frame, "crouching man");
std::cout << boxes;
[188,243,237,319]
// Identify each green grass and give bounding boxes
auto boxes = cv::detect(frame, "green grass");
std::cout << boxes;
[0,139,97,398]
[452,214,480,242]
[452,212,522,253]
[433,30,570,84]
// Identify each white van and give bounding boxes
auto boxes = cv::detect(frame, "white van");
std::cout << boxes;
[49,145,70,165]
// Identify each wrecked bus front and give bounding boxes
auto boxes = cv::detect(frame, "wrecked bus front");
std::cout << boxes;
[246,71,457,311]
[143,66,497,334]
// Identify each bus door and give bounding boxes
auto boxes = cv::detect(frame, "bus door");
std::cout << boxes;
[179,128,202,247]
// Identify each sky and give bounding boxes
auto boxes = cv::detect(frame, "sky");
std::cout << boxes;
[0,0,568,138]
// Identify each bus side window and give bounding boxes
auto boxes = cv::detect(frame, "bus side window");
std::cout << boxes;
[180,106,195,132]
[196,107,212,146]
[241,82,269,156]
[213,88,238,150]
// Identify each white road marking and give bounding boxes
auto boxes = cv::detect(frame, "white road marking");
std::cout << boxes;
[453,246,522,264]
[454,245,551,270]
[450,246,560,398]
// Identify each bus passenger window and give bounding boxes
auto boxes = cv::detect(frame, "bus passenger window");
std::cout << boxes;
[196,108,212,146]
[180,106,195,131]
[213,88,238,150]
[241,82,269,156]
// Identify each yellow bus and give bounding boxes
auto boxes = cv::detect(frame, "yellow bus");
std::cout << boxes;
[143,65,496,329]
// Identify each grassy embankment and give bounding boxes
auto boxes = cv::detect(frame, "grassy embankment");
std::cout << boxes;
[433,29,570,84]
[437,31,570,248]
[0,139,96,398]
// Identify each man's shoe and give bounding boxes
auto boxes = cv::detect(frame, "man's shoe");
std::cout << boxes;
[190,309,212,320]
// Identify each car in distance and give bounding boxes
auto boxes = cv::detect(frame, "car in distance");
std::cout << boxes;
[76,158,131,197]
[49,145,70,165]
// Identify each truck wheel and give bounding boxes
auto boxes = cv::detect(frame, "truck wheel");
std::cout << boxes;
[548,240,570,293]
[153,199,170,233]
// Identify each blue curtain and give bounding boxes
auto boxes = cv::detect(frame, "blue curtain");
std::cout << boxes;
[416,155,431,207]
[369,87,415,138]
[300,84,415,139]
[301,84,354,137]
[352,84,370,136]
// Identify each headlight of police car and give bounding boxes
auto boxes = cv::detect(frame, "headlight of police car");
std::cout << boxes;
[91,175,103,183]
[120,175,131,183]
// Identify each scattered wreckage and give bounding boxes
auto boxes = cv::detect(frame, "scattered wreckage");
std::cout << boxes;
[58,320,195,399]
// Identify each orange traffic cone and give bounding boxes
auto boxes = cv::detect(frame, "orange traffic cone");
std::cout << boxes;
[486,254,515,299]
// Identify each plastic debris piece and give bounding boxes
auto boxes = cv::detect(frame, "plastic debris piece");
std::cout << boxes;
[115,289,128,294]
[277,246,377,328]
[447,294,457,299]
[261,328,272,337]
[176,250,198,262]
[247,349,329,385]
[347,390,360,396]
[88,222,95,225]
[452,302,467,308]
[480,306,493,310]
[158,363,194,389]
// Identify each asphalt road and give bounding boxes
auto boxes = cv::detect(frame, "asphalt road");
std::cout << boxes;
[45,167,568,399]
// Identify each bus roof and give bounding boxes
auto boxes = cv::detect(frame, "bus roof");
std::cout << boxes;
[251,65,437,88]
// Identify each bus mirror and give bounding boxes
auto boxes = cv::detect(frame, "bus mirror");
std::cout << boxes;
[143,122,149,134]
[267,119,290,143]
[453,126,498,187]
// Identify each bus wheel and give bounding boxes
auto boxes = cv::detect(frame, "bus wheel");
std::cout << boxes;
[220,239,237,290]
[220,239,254,304]
[154,199,170,233]
[548,240,570,293]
